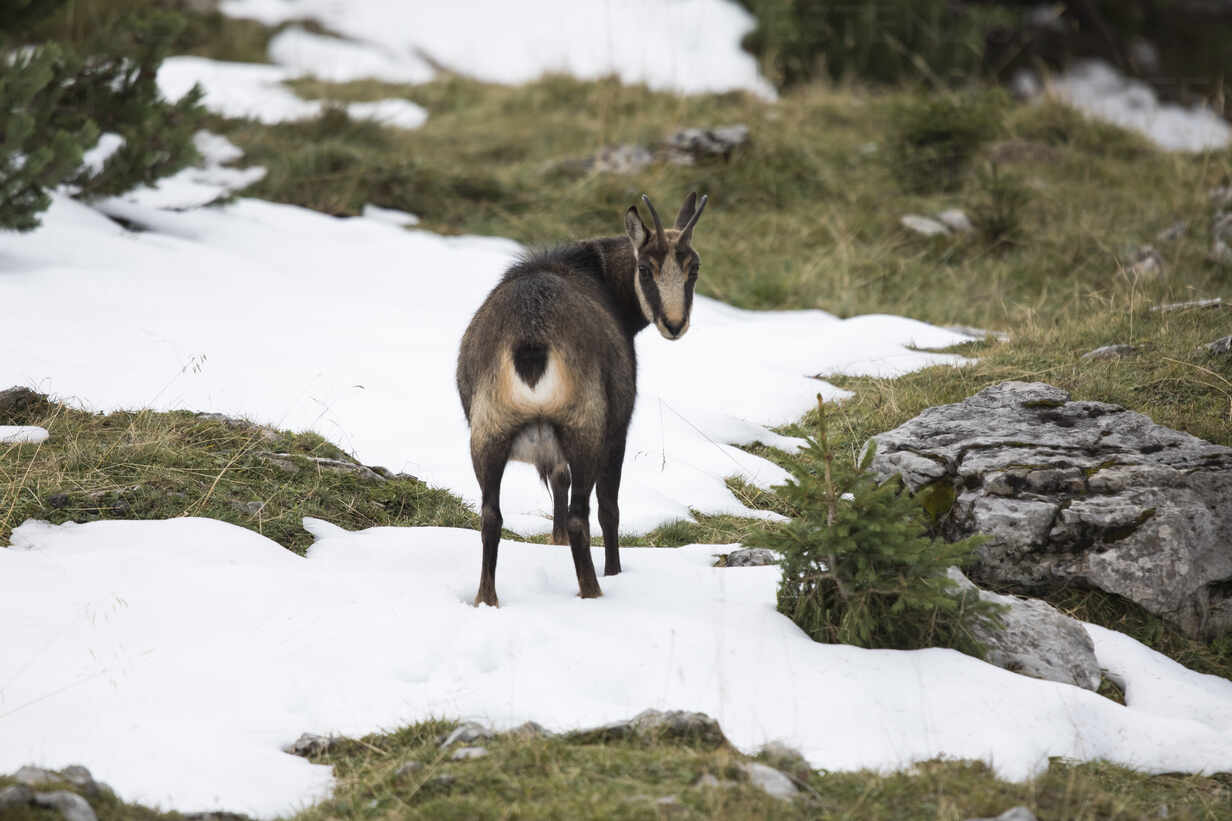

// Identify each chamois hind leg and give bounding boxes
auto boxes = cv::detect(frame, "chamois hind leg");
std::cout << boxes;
[596,430,627,577]
[560,432,602,598]
[472,432,513,607]
[549,463,570,546]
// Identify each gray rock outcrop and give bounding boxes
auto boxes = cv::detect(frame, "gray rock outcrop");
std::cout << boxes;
[868,382,1232,639]
[948,568,1101,690]
[567,709,726,748]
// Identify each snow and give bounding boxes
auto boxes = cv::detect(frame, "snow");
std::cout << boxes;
[0,190,970,537]
[220,0,776,99]
[95,131,265,212]
[2,516,1230,817]
[79,133,125,176]
[1049,60,1231,152]
[157,56,428,128]
[361,203,419,226]
[268,26,434,85]
[0,426,48,444]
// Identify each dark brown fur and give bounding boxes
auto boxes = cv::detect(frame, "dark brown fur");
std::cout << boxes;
[456,193,707,606]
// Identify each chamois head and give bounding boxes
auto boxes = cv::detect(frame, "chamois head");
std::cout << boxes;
[624,192,708,340]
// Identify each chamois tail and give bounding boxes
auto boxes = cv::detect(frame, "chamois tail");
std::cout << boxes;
[512,342,548,388]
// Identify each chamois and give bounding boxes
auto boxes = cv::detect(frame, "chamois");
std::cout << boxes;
[456,192,708,606]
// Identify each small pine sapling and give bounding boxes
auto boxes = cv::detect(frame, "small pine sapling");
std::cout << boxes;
[770,396,1003,654]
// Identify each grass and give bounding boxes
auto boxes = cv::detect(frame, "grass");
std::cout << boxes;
[3,724,1231,820]
[0,394,476,554]
[4,3,1232,818]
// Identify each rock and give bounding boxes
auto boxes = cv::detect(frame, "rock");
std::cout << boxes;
[1150,296,1223,312]
[394,761,424,779]
[232,500,265,516]
[1213,212,1232,264]
[58,766,106,797]
[947,568,1101,690]
[694,773,723,789]
[966,807,1038,821]
[282,733,337,757]
[568,709,726,748]
[591,143,655,175]
[1205,335,1232,355]
[660,125,749,164]
[1081,344,1138,360]
[1128,244,1163,278]
[259,453,300,474]
[739,762,798,799]
[0,386,52,425]
[724,547,778,567]
[32,790,98,821]
[757,741,811,776]
[47,492,70,508]
[867,382,1232,639]
[900,215,950,237]
[14,765,58,786]
[450,746,488,761]
[1156,220,1187,242]
[937,208,975,234]
[440,721,492,747]
[0,784,34,807]
[504,721,552,739]
[562,124,748,176]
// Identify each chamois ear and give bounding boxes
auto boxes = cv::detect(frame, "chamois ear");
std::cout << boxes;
[674,192,698,229]
[678,193,708,245]
[625,205,648,249]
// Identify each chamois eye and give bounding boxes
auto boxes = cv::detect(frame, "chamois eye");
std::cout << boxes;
[638,263,652,278]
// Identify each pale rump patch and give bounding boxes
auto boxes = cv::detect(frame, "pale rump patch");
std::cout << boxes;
[505,348,572,411]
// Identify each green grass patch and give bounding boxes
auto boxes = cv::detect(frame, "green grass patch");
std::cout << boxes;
[0,394,476,553]
[4,726,1230,820]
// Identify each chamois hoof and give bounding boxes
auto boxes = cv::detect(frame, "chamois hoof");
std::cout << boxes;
[578,585,603,599]
[474,591,499,608]
[551,530,569,546]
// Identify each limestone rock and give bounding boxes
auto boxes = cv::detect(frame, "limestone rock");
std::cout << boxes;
[0,784,34,808]
[1205,335,1232,355]
[966,808,1038,821]
[724,547,779,567]
[1128,244,1163,278]
[440,721,492,747]
[867,382,1232,638]
[282,732,337,757]
[739,762,798,799]
[394,761,424,779]
[32,790,98,821]
[568,709,726,748]
[948,568,1101,690]
[450,746,488,761]
[938,208,975,234]
[1081,344,1138,360]
[900,214,950,237]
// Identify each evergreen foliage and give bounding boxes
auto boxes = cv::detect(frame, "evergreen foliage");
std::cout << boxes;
[737,0,1013,90]
[0,4,204,231]
[770,397,1002,655]
[887,91,1005,194]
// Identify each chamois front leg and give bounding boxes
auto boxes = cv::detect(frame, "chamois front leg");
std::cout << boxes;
[472,434,512,607]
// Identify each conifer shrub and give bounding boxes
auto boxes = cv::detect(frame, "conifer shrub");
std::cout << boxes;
[0,3,203,231]
[737,0,1013,90]
[887,90,1005,194]
[971,161,1030,247]
[769,398,1002,654]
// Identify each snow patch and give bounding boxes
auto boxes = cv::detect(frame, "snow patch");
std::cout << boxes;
[0,426,48,444]
[268,26,434,85]
[79,133,125,176]
[2,516,1230,817]
[220,0,776,98]
[156,56,428,129]
[1049,60,1231,152]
